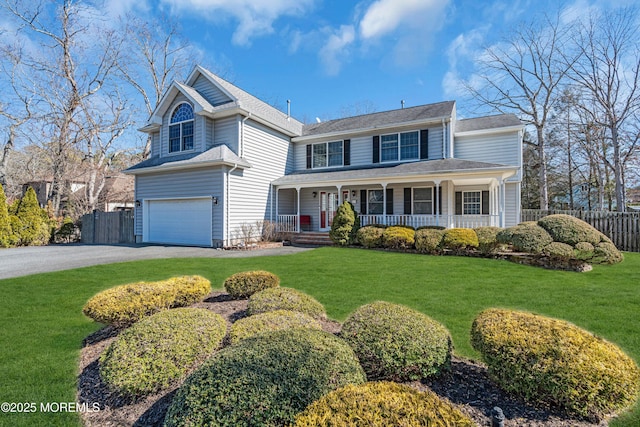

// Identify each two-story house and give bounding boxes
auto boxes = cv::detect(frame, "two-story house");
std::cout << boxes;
[125,65,523,247]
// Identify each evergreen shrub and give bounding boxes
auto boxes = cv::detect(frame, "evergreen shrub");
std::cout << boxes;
[330,201,356,246]
[99,308,225,397]
[471,308,640,420]
[473,226,502,254]
[440,228,479,251]
[247,287,326,319]
[223,270,280,299]
[294,381,477,427]
[414,228,444,254]
[538,214,603,246]
[356,226,384,248]
[543,242,575,260]
[164,329,366,427]
[499,223,553,253]
[341,301,451,381]
[382,226,415,250]
[228,309,322,345]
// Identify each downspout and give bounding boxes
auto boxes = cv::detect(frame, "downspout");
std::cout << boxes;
[240,113,251,157]
[442,118,446,158]
[226,163,238,245]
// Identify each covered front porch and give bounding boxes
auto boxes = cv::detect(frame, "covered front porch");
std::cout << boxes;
[271,159,520,233]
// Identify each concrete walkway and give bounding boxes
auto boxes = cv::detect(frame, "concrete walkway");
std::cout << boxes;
[0,244,313,280]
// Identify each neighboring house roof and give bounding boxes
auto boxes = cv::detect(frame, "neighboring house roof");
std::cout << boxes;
[272,158,518,187]
[124,145,252,175]
[455,114,522,134]
[101,174,134,203]
[299,101,456,138]
[190,66,304,136]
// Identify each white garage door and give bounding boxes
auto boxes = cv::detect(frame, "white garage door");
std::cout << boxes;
[146,198,212,246]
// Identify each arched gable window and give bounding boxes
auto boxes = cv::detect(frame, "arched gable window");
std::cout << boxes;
[169,103,194,152]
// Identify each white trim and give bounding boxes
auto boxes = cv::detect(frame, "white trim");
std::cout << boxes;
[454,124,524,137]
[411,186,434,215]
[311,140,344,169]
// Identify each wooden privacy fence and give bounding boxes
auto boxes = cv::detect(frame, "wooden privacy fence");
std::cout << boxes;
[522,209,640,252]
[81,210,135,244]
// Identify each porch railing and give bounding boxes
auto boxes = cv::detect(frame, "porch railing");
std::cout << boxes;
[277,214,501,232]
[359,214,500,229]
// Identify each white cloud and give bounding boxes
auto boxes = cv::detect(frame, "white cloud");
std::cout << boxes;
[442,27,488,99]
[359,0,448,40]
[160,0,316,46]
[319,25,355,76]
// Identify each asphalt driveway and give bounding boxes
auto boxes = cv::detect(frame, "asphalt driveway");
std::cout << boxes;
[0,244,312,280]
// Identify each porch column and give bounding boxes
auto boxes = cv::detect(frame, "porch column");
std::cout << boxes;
[382,182,388,225]
[275,186,279,224]
[296,187,301,233]
[337,185,342,204]
[434,180,441,226]
[498,179,505,227]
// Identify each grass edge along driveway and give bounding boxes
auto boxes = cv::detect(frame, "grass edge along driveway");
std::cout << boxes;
[0,246,638,427]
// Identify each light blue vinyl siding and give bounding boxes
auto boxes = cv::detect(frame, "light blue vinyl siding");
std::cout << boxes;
[454,132,521,181]
[214,116,239,154]
[192,74,232,106]
[227,119,292,243]
[134,168,224,242]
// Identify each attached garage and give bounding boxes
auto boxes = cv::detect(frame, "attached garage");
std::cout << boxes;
[144,198,213,246]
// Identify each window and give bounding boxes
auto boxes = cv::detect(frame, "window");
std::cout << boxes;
[312,141,343,168]
[463,191,481,215]
[413,187,433,214]
[368,190,384,214]
[169,103,194,153]
[380,131,420,162]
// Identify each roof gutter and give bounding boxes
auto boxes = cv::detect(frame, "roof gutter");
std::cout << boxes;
[123,159,249,175]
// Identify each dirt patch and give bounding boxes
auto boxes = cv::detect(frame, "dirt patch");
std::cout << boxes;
[78,291,610,427]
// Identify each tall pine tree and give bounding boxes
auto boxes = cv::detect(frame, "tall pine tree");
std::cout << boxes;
[14,187,50,246]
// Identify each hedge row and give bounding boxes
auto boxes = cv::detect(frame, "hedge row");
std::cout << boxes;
[353,214,623,266]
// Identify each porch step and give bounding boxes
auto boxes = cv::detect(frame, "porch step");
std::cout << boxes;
[290,232,334,247]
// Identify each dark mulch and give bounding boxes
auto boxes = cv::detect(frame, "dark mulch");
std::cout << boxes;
[78,291,610,427]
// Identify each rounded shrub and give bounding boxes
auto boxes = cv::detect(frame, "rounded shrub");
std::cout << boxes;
[228,309,322,345]
[247,287,326,319]
[99,308,226,397]
[593,241,624,264]
[341,301,452,381]
[502,222,553,253]
[440,228,479,251]
[168,275,212,307]
[83,281,174,327]
[415,228,444,254]
[356,225,384,248]
[543,242,575,260]
[538,214,603,246]
[164,329,366,427]
[473,226,502,254]
[294,381,476,427]
[382,226,415,250]
[574,241,595,260]
[471,308,640,420]
[223,270,280,299]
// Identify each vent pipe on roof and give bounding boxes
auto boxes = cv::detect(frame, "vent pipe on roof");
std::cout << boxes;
[401,100,405,109]
[287,99,291,119]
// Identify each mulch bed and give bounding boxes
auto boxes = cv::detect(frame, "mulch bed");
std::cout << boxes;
[78,291,610,426]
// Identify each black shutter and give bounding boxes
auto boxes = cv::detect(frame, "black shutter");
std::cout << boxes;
[360,190,367,214]
[343,139,351,166]
[482,190,490,215]
[438,187,443,215]
[373,135,380,164]
[404,188,412,214]
[306,144,312,169]
[455,191,462,215]
[386,188,394,215]
[420,129,429,160]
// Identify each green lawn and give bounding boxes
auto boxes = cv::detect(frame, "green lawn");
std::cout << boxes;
[0,247,639,426]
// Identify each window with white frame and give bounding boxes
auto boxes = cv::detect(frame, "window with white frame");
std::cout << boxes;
[313,141,343,168]
[380,131,420,162]
[169,103,194,153]
[368,189,384,214]
[463,191,481,215]
[413,187,433,214]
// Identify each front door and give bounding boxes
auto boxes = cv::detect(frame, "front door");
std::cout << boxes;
[320,192,339,231]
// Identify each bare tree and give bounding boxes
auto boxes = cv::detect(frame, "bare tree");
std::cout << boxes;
[570,7,640,212]
[116,15,194,158]
[463,13,577,209]
[2,0,123,215]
